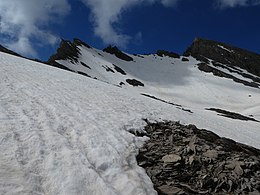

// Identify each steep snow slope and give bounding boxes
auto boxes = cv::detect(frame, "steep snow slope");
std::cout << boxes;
[0,49,260,195]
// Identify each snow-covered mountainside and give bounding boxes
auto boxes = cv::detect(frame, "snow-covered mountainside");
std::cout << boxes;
[49,38,260,121]
[0,39,260,194]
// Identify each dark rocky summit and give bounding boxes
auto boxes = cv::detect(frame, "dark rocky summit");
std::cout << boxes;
[184,38,260,77]
[137,121,260,195]
[103,45,133,61]
[48,38,92,71]
[48,39,82,65]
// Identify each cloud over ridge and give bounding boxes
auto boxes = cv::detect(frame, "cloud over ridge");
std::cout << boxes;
[0,0,70,57]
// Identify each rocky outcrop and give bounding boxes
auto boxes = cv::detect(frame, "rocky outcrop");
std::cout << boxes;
[206,108,259,122]
[198,63,260,88]
[48,39,82,65]
[137,121,260,195]
[181,57,189,62]
[103,45,133,61]
[113,64,126,75]
[156,50,180,59]
[126,79,144,87]
[184,38,260,77]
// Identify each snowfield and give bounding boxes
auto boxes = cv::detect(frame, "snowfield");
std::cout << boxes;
[0,50,260,194]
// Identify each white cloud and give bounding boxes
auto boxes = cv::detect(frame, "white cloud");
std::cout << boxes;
[216,0,260,7]
[80,0,178,48]
[161,0,179,7]
[0,0,70,57]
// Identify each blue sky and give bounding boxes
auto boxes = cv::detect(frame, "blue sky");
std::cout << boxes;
[0,0,260,60]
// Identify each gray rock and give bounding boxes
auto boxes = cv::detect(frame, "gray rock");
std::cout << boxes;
[162,154,181,163]
[157,185,184,195]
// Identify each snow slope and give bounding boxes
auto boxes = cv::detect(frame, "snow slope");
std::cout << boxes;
[56,43,260,119]
[0,49,260,195]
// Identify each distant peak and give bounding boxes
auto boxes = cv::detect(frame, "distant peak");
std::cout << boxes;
[184,38,260,77]
[73,38,91,48]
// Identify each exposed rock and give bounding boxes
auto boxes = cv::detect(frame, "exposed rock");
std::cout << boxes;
[73,38,91,48]
[141,93,193,114]
[102,65,115,73]
[141,93,181,107]
[78,71,91,77]
[137,121,260,195]
[181,57,189,62]
[113,64,126,75]
[156,50,180,59]
[48,39,81,66]
[206,108,259,122]
[198,63,260,88]
[162,154,181,163]
[184,38,260,77]
[47,38,93,72]
[126,79,144,87]
[203,150,218,159]
[103,45,133,61]
[80,62,91,69]
[157,185,184,195]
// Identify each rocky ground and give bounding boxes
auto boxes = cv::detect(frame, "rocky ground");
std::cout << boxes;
[136,120,260,195]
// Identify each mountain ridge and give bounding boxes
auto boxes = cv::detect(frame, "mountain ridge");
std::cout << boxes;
[45,37,260,90]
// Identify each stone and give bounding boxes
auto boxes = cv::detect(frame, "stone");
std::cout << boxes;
[162,154,181,163]
[157,185,183,195]
[203,149,218,159]
[233,162,243,177]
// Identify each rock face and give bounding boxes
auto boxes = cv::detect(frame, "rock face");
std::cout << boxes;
[137,121,260,195]
[206,108,259,122]
[197,63,260,88]
[49,39,81,64]
[156,50,180,59]
[184,38,260,77]
[126,79,144,87]
[103,45,133,61]
[48,38,92,71]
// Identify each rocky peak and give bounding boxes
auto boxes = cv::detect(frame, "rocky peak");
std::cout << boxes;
[73,38,91,49]
[48,38,92,65]
[103,45,133,62]
[184,38,260,77]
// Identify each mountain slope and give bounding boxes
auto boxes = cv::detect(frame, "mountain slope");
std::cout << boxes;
[0,39,260,194]
[49,38,260,121]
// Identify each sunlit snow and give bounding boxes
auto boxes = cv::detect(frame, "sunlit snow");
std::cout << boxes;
[0,49,259,194]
